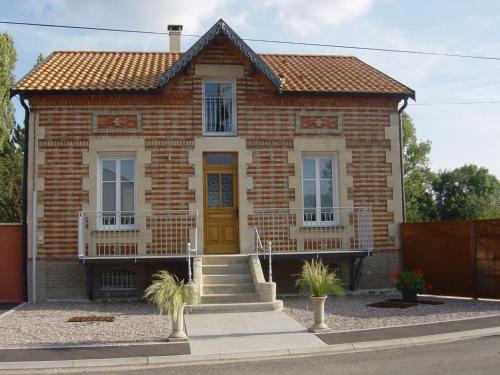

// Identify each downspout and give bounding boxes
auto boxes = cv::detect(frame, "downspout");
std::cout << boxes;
[397,98,408,223]
[19,95,30,302]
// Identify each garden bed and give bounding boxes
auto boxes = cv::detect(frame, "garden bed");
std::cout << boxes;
[0,302,169,348]
[283,295,500,331]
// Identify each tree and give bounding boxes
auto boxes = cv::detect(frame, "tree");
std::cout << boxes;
[402,112,436,221]
[432,165,500,220]
[0,33,17,150]
[34,53,44,68]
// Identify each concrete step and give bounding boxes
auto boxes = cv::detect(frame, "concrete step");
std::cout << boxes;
[203,274,252,284]
[202,263,249,275]
[202,283,255,294]
[201,293,260,304]
[187,300,283,314]
[202,255,249,265]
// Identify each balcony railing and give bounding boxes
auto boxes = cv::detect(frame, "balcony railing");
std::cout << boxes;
[252,207,373,255]
[78,210,198,259]
[203,95,234,134]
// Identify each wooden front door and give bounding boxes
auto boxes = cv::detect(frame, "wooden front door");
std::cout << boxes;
[203,153,239,254]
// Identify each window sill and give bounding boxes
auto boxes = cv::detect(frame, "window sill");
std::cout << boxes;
[301,224,344,229]
[202,132,237,137]
[93,228,139,233]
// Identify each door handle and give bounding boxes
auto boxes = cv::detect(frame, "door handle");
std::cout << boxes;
[235,207,239,217]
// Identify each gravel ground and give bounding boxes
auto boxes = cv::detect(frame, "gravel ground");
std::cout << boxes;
[0,302,170,348]
[283,295,500,332]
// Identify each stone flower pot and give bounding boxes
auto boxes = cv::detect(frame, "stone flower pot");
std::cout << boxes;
[402,291,417,303]
[168,303,187,341]
[309,296,329,333]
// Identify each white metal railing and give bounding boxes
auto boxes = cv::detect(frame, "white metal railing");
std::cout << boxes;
[252,207,373,255]
[254,227,272,282]
[78,210,198,258]
[204,95,234,134]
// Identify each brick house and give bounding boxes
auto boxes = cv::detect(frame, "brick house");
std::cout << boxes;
[12,19,414,303]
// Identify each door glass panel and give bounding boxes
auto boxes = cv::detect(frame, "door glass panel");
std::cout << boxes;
[221,174,233,207]
[205,154,235,165]
[207,174,220,208]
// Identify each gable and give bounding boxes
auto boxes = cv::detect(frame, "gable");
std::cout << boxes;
[158,19,283,92]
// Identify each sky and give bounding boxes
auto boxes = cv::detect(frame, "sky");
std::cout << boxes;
[2,0,500,177]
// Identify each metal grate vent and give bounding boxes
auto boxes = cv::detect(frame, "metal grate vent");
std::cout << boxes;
[99,269,136,291]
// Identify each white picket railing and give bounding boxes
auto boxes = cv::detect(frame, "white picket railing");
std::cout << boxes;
[78,210,198,259]
[252,207,373,255]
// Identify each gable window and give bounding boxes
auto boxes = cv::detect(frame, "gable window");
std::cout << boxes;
[302,156,339,226]
[99,156,136,228]
[203,80,236,135]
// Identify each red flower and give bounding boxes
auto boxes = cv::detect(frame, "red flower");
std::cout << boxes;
[427,284,433,290]
[403,278,410,285]
[393,268,401,279]
[415,269,424,277]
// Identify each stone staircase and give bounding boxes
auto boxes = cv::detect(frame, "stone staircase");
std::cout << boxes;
[187,254,283,314]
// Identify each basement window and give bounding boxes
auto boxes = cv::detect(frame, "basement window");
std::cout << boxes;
[203,80,236,135]
[99,269,136,291]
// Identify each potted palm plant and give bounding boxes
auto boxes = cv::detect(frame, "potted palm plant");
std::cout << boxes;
[296,259,345,333]
[144,271,193,341]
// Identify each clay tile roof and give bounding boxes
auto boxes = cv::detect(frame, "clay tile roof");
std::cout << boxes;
[13,51,414,98]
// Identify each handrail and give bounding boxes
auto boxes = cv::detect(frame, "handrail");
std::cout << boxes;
[255,226,272,283]
[254,226,264,255]
[187,212,199,283]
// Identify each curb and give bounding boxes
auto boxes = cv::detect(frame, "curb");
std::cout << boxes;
[1,325,499,370]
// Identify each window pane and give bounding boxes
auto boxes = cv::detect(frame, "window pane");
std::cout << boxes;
[121,160,135,182]
[207,174,220,208]
[303,180,316,209]
[102,160,116,181]
[221,174,233,207]
[205,154,235,165]
[102,182,116,212]
[205,82,220,96]
[319,159,332,179]
[320,180,333,208]
[302,159,315,179]
[121,182,134,212]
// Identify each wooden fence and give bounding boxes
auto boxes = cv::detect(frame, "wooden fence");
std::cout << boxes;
[0,224,24,302]
[401,219,500,299]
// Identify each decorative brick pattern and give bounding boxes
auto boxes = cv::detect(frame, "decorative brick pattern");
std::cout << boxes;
[92,111,141,134]
[295,110,342,135]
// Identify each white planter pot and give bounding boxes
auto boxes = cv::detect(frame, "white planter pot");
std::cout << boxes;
[168,303,187,341]
[310,296,329,333]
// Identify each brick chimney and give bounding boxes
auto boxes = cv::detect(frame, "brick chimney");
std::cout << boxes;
[168,24,183,52]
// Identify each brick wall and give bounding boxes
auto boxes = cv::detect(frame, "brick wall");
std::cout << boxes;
[26,38,402,299]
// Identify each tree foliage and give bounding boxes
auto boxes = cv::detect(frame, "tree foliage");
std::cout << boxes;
[402,112,436,221]
[0,33,17,149]
[403,112,500,222]
[432,165,500,220]
[0,33,23,223]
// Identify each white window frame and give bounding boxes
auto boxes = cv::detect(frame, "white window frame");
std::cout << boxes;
[97,155,136,230]
[202,79,237,136]
[301,155,340,227]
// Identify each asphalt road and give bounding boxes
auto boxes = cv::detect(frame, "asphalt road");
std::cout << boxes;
[62,335,500,375]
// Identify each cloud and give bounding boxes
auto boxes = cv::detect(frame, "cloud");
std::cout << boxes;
[255,0,375,35]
